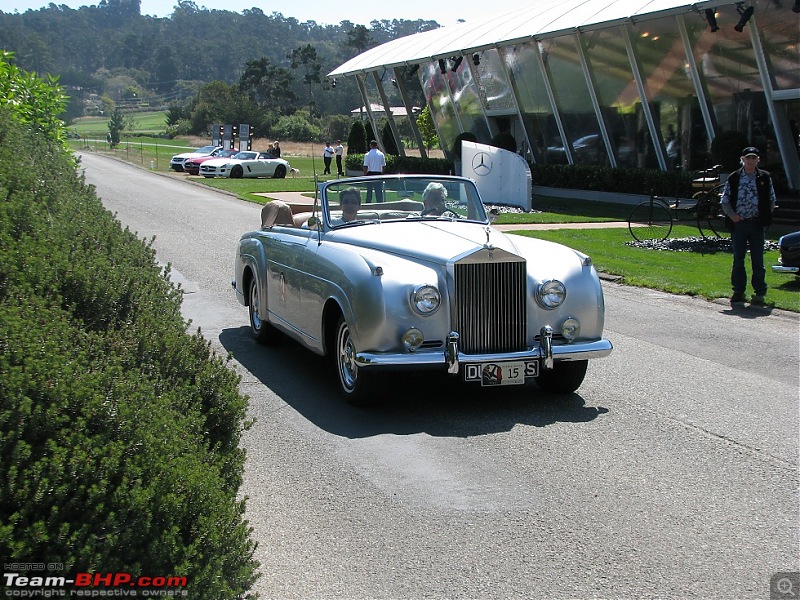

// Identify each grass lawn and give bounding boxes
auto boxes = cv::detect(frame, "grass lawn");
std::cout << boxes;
[511,225,799,312]
[70,111,169,137]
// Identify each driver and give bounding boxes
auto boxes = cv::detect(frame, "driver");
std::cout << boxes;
[330,187,361,225]
[421,182,448,216]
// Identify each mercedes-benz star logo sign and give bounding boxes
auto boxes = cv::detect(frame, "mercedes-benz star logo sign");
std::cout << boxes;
[472,152,493,176]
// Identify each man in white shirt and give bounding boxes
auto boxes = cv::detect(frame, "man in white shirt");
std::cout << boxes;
[362,140,386,203]
[334,140,344,176]
[322,142,335,174]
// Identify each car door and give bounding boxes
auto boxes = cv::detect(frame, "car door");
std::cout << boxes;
[261,226,321,347]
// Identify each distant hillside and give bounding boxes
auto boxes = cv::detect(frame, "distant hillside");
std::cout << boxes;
[0,1,440,117]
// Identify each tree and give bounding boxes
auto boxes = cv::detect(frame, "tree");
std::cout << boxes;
[107,107,125,147]
[152,46,179,94]
[289,44,323,120]
[415,106,439,152]
[239,57,297,116]
[347,120,367,154]
[0,50,68,147]
[381,120,399,156]
[344,25,374,55]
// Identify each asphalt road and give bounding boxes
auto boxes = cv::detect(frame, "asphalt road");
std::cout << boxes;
[79,152,799,600]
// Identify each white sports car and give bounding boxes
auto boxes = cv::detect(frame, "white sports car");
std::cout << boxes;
[199,151,290,179]
[169,145,222,171]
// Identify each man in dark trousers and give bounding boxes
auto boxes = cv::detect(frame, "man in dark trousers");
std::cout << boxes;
[720,146,776,306]
[362,140,386,203]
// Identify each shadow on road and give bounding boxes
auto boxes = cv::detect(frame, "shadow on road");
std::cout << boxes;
[220,326,609,439]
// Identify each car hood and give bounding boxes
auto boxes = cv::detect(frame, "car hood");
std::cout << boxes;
[201,157,246,166]
[173,151,208,159]
[327,221,585,270]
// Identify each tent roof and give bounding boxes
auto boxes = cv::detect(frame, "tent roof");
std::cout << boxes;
[328,0,723,77]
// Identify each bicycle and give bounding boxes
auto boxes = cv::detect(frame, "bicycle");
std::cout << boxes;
[628,165,732,243]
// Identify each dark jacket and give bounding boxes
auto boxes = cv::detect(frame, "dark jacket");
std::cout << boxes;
[726,168,774,227]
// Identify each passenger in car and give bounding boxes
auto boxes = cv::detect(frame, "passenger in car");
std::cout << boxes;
[421,182,448,216]
[330,187,361,226]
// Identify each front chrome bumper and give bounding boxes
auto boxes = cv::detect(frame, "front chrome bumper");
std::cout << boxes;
[355,327,613,372]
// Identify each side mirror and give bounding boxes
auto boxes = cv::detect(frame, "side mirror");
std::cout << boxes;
[488,208,500,224]
[307,216,321,230]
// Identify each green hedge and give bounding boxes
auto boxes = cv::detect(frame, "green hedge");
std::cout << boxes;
[345,153,696,197]
[0,112,258,596]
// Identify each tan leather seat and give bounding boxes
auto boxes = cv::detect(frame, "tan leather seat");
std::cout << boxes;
[261,201,294,228]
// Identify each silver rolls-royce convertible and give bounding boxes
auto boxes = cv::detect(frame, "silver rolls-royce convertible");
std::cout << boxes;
[233,175,612,404]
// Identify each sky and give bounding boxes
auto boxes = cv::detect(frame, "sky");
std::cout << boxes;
[3,0,532,28]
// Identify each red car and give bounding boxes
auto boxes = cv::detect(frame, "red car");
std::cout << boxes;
[184,149,239,175]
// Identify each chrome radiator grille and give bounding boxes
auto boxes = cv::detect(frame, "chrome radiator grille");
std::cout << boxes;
[454,250,527,354]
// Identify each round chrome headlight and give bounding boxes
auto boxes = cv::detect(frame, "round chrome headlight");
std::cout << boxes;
[536,280,566,309]
[402,328,424,352]
[561,317,580,341]
[411,284,441,314]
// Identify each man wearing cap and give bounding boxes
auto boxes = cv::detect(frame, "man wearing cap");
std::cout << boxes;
[720,146,776,306]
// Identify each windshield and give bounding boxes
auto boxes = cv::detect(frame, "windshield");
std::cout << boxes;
[196,145,217,153]
[321,176,488,228]
[232,151,258,160]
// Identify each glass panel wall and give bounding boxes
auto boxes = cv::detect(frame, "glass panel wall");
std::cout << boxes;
[395,1,798,187]
[504,42,557,165]
[538,36,603,165]
[445,57,491,151]
[579,27,642,168]
[421,61,460,160]
[629,16,698,171]
[754,1,800,91]
[689,5,769,160]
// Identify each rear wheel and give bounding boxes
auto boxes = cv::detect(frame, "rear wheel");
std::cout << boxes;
[694,186,730,240]
[273,165,287,179]
[535,360,588,394]
[334,316,377,405]
[230,165,244,179]
[248,278,280,345]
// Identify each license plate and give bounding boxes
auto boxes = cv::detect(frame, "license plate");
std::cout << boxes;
[463,361,539,386]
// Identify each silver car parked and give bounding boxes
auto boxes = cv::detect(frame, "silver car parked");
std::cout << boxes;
[233,175,612,404]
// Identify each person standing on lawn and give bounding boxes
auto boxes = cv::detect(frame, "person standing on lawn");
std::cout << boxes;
[334,140,344,176]
[322,142,335,175]
[362,140,386,203]
[720,146,776,306]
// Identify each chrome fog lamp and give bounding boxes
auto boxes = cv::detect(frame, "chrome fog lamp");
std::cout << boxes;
[402,328,424,352]
[411,284,441,314]
[536,280,566,309]
[561,317,580,342]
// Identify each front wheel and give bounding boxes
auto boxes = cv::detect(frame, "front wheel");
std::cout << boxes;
[334,316,377,405]
[230,165,244,179]
[628,199,673,242]
[535,360,588,394]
